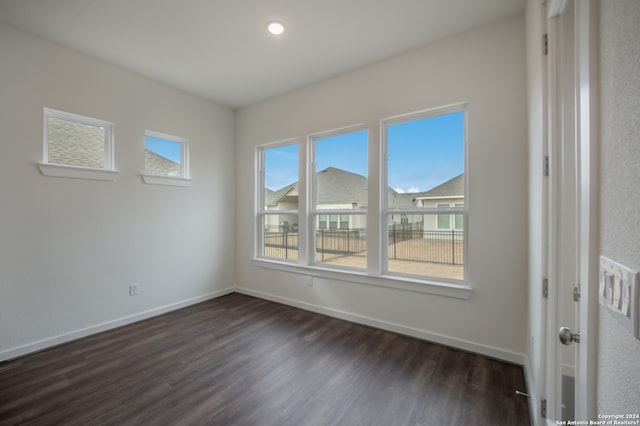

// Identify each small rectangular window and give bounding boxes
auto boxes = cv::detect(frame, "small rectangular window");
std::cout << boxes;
[318,214,327,229]
[144,130,189,179]
[43,108,114,170]
[340,214,349,230]
[329,214,338,229]
[437,204,451,230]
[454,203,464,230]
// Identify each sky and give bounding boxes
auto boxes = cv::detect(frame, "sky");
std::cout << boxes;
[264,111,464,193]
[145,136,182,164]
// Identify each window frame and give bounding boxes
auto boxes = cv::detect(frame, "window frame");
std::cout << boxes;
[256,138,301,263]
[39,108,117,181]
[141,130,191,187]
[380,103,468,284]
[308,124,368,272]
[253,105,471,300]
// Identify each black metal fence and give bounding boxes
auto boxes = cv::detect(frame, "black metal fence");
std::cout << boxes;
[264,229,299,260]
[315,228,367,262]
[264,223,463,265]
[389,224,463,265]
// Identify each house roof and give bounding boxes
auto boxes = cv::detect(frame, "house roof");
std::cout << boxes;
[316,167,368,206]
[265,184,298,206]
[413,174,464,199]
[267,167,415,208]
[145,150,180,176]
[47,117,105,168]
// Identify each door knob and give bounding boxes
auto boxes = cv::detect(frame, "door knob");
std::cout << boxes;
[558,327,580,345]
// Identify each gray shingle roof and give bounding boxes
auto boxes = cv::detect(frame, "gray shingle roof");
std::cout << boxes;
[316,167,368,205]
[47,117,105,168]
[145,150,180,176]
[267,167,415,208]
[265,184,297,206]
[47,116,180,176]
[412,174,464,199]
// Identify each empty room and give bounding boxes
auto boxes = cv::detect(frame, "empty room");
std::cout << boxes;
[1,0,638,424]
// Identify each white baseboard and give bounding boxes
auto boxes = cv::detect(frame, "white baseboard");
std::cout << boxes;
[0,287,234,362]
[235,287,526,365]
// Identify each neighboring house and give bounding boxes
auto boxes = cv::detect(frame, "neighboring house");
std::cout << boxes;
[412,174,464,232]
[265,167,419,232]
[144,150,180,176]
[264,184,299,232]
[47,117,105,168]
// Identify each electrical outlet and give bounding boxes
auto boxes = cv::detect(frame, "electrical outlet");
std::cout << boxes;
[129,283,139,296]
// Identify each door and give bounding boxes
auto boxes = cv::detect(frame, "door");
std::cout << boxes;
[545,0,597,422]
[546,0,578,421]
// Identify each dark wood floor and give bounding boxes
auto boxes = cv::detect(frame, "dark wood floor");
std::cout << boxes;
[1,293,530,425]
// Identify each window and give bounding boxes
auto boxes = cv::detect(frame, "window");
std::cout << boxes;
[142,130,190,186]
[340,214,349,230]
[254,104,469,298]
[454,203,464,230]
[437,204,451,230]
[383,105,466,282]
[318,214,327,229]
[258,141,299,262]
[39,108,116,181]
[311,126,368,270]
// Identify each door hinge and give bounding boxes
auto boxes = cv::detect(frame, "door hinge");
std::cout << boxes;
[544,155,549,177]
[541,398,547,418]
[543,33,548,55]
[543,278,549,299]
[573,285,581,302]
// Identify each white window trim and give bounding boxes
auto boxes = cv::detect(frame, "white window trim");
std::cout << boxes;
[142,129,190,186]
[141,174,191,187]
[38,163,118,181]
[251,258,472,299]
[308,124,368,270]
[254,105,472,300]
[381,102,468,284]
[40,108,117,181]
[256,138,301,261]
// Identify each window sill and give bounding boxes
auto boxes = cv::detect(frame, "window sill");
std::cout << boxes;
[141,174,192,187]
[38,163,118,181]
[251,258,472,300]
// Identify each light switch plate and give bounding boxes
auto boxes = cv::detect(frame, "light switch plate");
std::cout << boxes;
[599,256,640,340]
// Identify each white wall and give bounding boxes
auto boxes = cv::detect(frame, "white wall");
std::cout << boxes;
[0,24,236,360]
[236,16,528,361]
[597,0,640,413]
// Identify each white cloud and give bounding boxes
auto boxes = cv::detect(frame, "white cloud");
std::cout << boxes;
[393,187,405,193]
[408,186,420,193]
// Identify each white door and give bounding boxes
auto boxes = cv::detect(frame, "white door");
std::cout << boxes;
[544,0,598,422]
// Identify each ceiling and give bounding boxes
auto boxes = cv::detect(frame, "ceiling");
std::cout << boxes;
[0,0,525,109]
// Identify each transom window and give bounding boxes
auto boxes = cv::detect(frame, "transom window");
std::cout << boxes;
[143,130,189,179]
[43,108,114,170]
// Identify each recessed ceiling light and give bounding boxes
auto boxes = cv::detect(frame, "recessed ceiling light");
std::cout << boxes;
[267,21,285,36]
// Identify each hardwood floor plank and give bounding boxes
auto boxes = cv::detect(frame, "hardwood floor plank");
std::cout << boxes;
[0,293,530,425]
